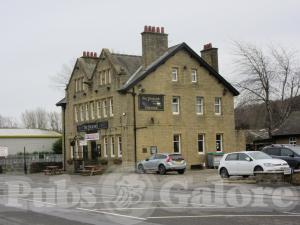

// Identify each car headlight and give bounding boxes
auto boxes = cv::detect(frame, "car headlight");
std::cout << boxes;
[263,163,274,167]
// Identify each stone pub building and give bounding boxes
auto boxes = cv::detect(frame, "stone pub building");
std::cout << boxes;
[57,26,240,172]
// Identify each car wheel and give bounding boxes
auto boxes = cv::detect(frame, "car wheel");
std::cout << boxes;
[220,168,229,178]
[177,169,185,174]
[137,164,145,174]
[254,166,263,175]
[158,165,166,175]
[243,175,249,178]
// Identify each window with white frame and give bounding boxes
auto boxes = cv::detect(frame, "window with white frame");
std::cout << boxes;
[196,96,204,115]
[198,134,205,154]
[75,79,78,92]
[103,137,108,157]
[108,69,111,84]
[100,72,103,85]
[216,134,223,152]
[103,99,107,117]
[80,105,84,121]
[172,96,180,114]
[90,102,95,120]
[215,97,222,115]
[74,106,78,122]
[191,69,197,83]
[289,137,297,145]
[111,137,115,157]
[104,70,107,84]
[109,98,114,117]
[97,101,101,118]
[171,68,178,82]
[173,134,181,153]
[117,136,122,157]
[82,78,85,91]
[85,103,89,121]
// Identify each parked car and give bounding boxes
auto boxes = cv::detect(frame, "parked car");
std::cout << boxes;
[137,153,186,175]
[218,151,290,178]
[262,145,300,169]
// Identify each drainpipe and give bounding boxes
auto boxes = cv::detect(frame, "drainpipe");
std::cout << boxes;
[132,87,137,171]
[62,106,66,171]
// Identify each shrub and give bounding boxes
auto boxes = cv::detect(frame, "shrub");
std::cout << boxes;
[99,158,108,165]
[113,158,122,165]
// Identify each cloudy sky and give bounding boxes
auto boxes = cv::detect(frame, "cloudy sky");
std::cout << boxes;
[0,0,299,122]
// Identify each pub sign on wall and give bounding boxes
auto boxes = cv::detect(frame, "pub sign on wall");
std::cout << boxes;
[138,94,164,111]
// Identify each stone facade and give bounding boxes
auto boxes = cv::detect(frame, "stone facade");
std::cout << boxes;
[59,25,242,172]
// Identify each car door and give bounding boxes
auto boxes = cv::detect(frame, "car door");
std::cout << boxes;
[264,148,281,159]
[224,153,239,175]
[143,155,156,170]
[237,153,253,175]
[281,148,297,168]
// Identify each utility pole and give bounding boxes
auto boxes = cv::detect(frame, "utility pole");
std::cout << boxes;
[132,88,137,172]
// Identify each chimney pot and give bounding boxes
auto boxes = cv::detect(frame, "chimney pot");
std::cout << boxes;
[94,52,97,57]
[144,25,148,32]
[83,51,86,57]
[161,27,165,33]
[87,51,90,57]
[151,26,155,32]
[203,43,212,50]
[156,27,160,33]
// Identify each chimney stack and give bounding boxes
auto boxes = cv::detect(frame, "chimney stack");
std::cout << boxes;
[142,25,168,68]
[200,43,219,72]
[82,51,98,58]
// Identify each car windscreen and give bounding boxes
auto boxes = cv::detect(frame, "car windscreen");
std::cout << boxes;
[169,154,184,161]
[290,147,300,155]
[247,151,272,160]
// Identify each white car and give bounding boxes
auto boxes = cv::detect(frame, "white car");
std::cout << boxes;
[218,151,291,178]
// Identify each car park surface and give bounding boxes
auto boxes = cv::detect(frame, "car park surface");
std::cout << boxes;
[1,171,300,225]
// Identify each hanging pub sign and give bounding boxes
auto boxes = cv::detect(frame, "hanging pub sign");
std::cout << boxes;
[138,94,164,111]
[77,121,108,132]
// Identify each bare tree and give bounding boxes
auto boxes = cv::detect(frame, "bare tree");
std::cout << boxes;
[48,111,61,132]
[0,115,18,128]
[50,59,76,91]
[21,110,37,129]
[234,42,300,135]
[35,108,48,129]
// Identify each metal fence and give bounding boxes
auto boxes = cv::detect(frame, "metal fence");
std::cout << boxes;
[0,154,63,172]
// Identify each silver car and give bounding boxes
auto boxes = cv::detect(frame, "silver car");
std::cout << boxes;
[137,153,186,175]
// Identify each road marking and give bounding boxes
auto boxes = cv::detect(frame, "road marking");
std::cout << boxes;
[284,211,300,215]
[92,206,235,211]
[147,214,300,219]
[76,207,146,221]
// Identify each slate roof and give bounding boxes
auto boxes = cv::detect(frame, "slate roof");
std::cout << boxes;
[119,42,239,96]
[56,98,66,107]
[272,111,300,136]
[77,57,98,79]
[111,53,142,75]
[0,129,61,138]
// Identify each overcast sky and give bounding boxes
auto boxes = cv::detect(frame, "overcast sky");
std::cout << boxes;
[0,0,299,122]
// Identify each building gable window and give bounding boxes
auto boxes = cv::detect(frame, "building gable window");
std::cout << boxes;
[97,101,101,118]
[289,137,297,145]
[191,69,197,83]
[85,104,89,121]
[172,96,180,114]
[90,102,95,120]
[108,69,111,84]
[216,134,223,152]
[109,98,114,117]
[196,96,204,115]
[173,134,181,153]
[80,105,85,121]
[198,134,205,154]
[215,97,222,115]
[103,100,107,117]
[172,68,178,82]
